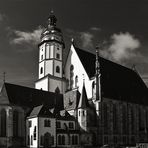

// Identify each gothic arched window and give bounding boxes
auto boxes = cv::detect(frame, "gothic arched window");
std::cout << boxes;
[72,135,75,145]
[58,135,62,145]
[40,67,43,74]
[55,87,60,94]
[1,109,6,136]
[75,135,78,144]
[31,135,33,145]
[122,105,127,134]
[56,66,60,73]
[72,135,78,145]
[44,132,52,147]
[62,135,65,145]
[131,107,135,134]
[139,107,144,131]
[13,110,19,137]
[103,103,108,134]
[92,81,95,89]
[92,81,95,98]
[33,126,37,140]
[75,75,78,88]
[113,104,118,134]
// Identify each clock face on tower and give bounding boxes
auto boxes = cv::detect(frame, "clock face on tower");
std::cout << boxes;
[68,98,74,106]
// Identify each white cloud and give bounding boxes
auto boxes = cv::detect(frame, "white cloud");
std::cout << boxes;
[80,32,94,49]
[10,27,43,45]
[66,28,98,50]
[90,27,101,31]
[100,32,141,62]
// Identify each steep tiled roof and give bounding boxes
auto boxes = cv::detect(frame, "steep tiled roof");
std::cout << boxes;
[28,105,55,118]
[56,109,75,120]
[74,46,148,105]
[28,104,75,120]
[78,84,89,109]
[1,83,63,109]
[29,105,43,117]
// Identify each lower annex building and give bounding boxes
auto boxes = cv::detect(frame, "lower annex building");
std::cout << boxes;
[0,12,148,148]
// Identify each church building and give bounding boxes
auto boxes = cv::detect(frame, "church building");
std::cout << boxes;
[0,12,148,148]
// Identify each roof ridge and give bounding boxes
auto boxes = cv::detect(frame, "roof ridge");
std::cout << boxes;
[4,82,57,94]
[74,46,138,74]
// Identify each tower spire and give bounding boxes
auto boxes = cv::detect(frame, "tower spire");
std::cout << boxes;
[48,10,57,27]
[95,45,101,101]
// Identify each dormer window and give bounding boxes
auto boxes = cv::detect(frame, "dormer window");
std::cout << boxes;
[44,119,51,127]
[69,122,74,129]
[56,121,61,128]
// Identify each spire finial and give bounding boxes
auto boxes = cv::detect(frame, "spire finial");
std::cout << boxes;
[51,9,54,14]
[48,10,57,27]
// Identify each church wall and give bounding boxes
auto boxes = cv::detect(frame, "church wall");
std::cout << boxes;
[45,60,53,75]
[0,105,25,147]
[99,97,148,146]
[11,106,25,138]
[49,78,64,94]
[38,117,56,147]
[0,106,12,147]
[35,77,48,91]
[27,117,38,148]
[64,45,93,99]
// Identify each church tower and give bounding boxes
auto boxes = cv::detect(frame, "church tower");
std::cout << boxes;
[77,82,89,131]
[35,11,66,94]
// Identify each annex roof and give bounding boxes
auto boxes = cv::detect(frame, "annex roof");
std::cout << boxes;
[28,105,55,118]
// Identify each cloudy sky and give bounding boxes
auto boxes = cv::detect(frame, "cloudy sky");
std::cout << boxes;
[0,0,148,88]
